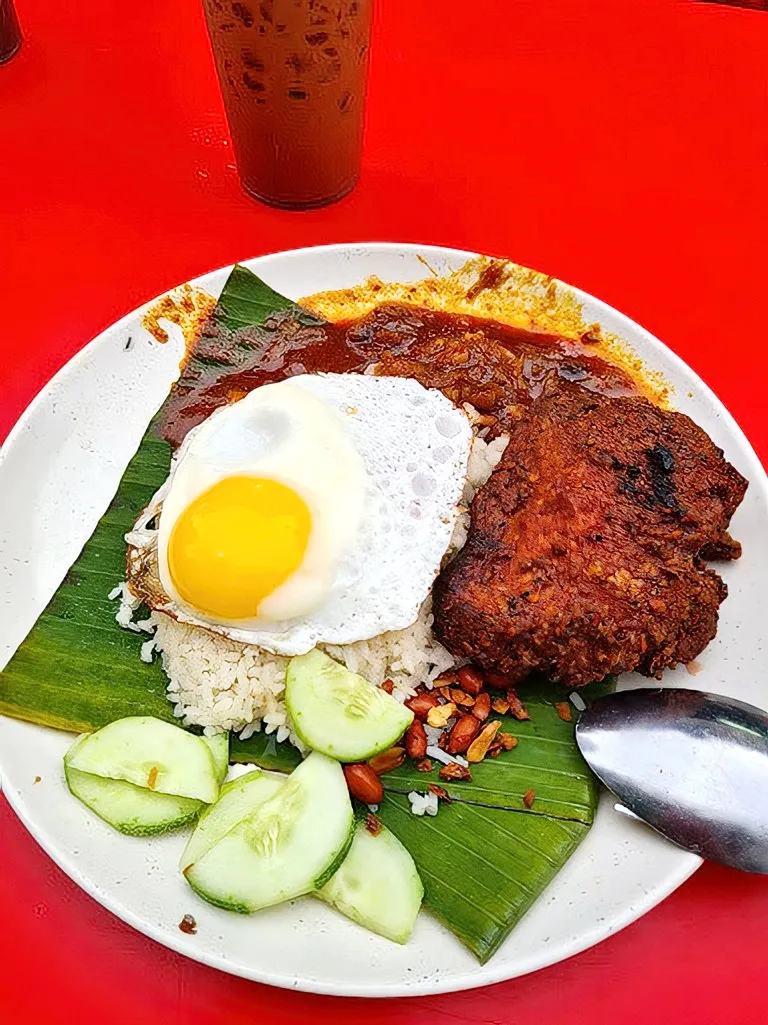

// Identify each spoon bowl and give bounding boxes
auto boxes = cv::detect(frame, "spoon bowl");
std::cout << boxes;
[576,688,768,873]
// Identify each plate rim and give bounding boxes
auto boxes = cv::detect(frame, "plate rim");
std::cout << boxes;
[1,241,766,997]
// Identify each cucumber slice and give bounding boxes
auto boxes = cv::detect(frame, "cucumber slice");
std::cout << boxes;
[185,752,354,913]
[67,716,220,804]
[319,820,424,943]
[285,649,413,761]
[203,733,229,785]
[179,769,284,873]
[64,759,201,837]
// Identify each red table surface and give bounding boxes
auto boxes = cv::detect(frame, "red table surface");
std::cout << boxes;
[2,0,767,1020]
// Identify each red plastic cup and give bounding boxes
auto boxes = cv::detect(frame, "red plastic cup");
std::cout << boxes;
[202,0,373,210]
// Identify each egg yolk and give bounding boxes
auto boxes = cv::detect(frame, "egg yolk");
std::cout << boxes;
[167,476,311,620]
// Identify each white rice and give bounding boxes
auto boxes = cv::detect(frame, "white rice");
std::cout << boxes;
[570,691,587,712]
[112,581,144,632]
[423,724,443,746]
[408,791,439,817]
[425,745,469,768]
[114,427,508,747]
[139,637,156,663]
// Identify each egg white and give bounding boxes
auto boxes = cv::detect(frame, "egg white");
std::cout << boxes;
[156,381,367,627]
[140,373,472,655]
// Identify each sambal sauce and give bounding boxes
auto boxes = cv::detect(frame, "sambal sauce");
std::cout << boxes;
[160,302,640,450]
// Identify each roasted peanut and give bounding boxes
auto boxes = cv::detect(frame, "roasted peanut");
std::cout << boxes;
[380,679,395,695]
[506,689,530,721]
[449,687,476,708]
[416,758,433,773]
[554,701,572,722]
[427,701,457,729]
[434,670,460,687]
[446,713,481,754]
[498,732,518,751]
[405,720,428,759]
[365,812,382,836]
[438,762,472,782]
[466,720,502,763]
[523,788,536,808]
[457,665,484,696]
[472,692,492,721]
[368,746,406,775]
[343,763,384,804]
[491,696,511,715]
[405,692,441,720]
[428,783,453,801]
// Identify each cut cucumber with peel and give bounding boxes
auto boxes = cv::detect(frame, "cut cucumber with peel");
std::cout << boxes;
[180,770,284,873]
[66,716,220,804]
[64,742,202,837]
[319,820,424,943]
[185,752,354,913]
[286,649,414,761]
[203,733,229,785]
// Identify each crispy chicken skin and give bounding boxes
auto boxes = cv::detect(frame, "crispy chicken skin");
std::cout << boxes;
[433,389,747,687]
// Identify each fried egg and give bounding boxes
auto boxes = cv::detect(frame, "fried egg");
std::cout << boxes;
[157,381,367,627]
[130,373,472,655]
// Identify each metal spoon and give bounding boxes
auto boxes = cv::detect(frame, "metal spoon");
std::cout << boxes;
[575,688,768,873]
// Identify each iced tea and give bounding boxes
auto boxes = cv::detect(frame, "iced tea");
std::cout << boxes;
[202,0,373,209]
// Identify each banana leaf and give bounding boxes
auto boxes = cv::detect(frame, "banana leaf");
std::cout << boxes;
[383,696,593,821]
[0,267,306,772]
[378,679,612,961]
[0,263,602,960]
[378,794,588,963]
[213,262,296,330]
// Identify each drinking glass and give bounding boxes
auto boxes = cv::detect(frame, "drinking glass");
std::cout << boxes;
[202,0,373,209]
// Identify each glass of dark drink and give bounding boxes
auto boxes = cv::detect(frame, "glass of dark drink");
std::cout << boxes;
[202,0,373,210]
[0,0,22,64]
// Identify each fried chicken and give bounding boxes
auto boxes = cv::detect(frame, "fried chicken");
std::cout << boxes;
[433,389,747,687]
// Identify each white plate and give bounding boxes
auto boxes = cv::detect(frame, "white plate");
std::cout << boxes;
[1,243,767,997]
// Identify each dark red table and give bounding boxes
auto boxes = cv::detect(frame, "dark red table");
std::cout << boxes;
[2,1,767,1021]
